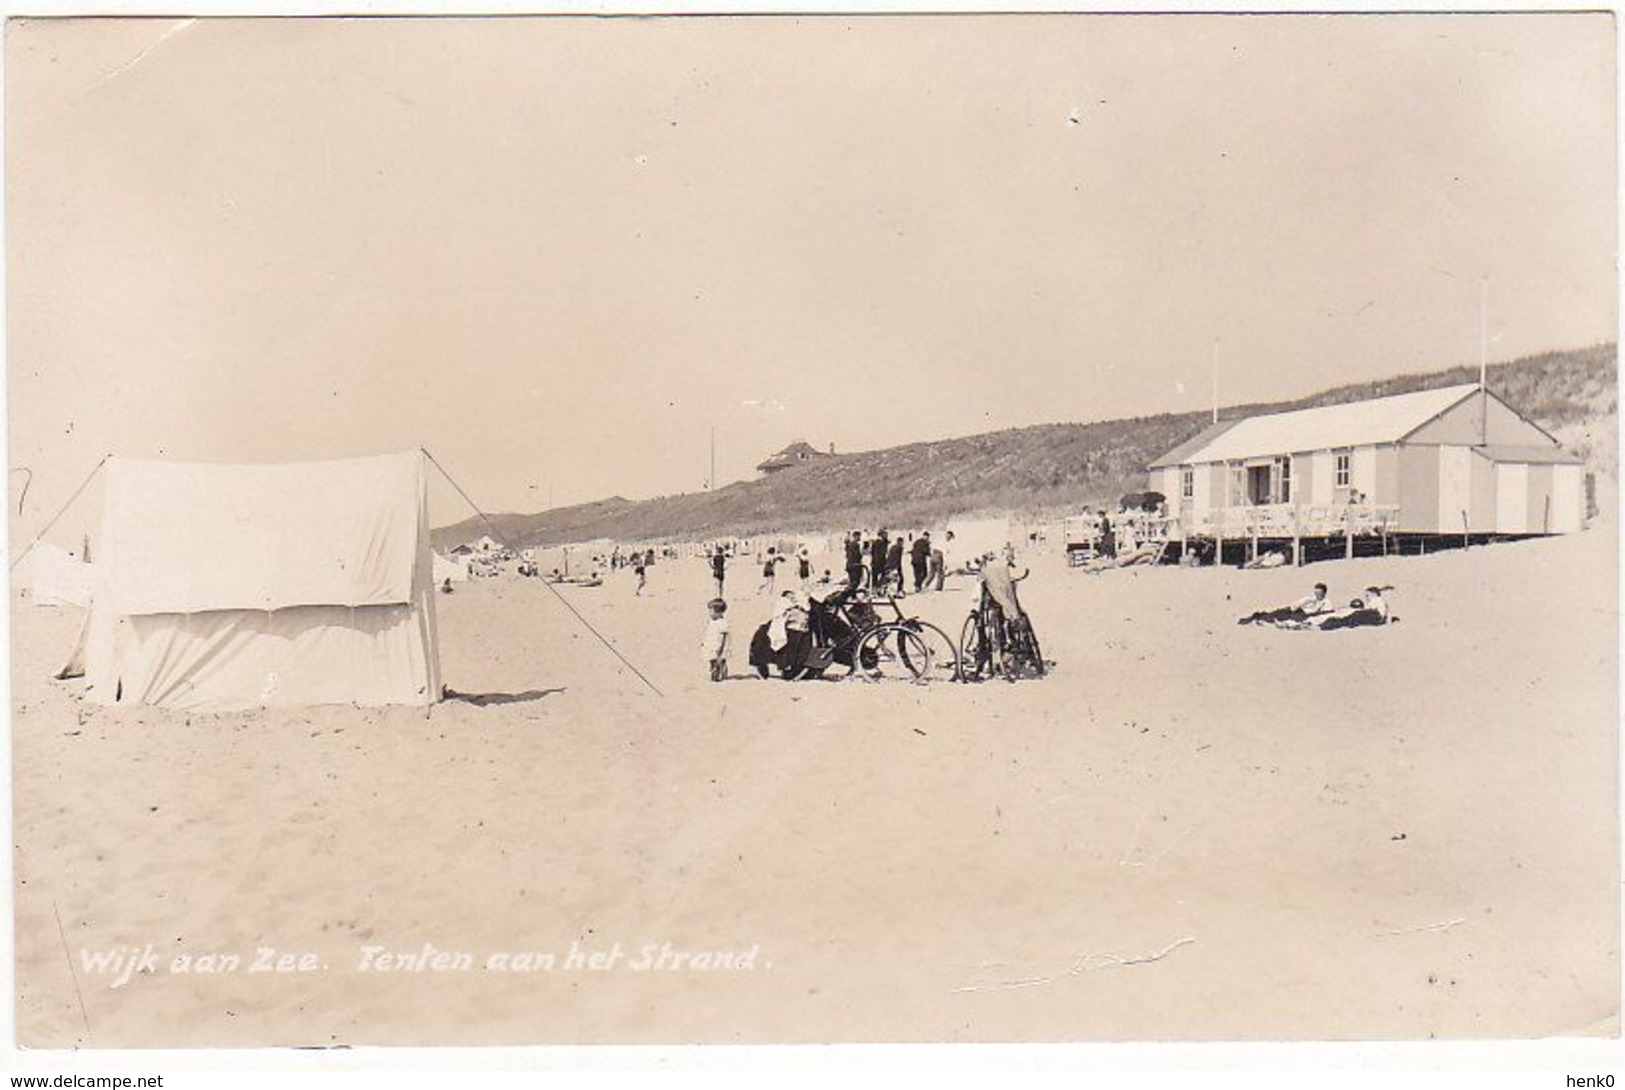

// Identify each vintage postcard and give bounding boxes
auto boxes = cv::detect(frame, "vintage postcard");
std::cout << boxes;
[6,11,1617,1061]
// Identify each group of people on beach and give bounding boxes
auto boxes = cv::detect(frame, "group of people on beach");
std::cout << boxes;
[840,528,957,596]
[699,529,965,604]
[698,528,957,683]
[1238,582,1395,630]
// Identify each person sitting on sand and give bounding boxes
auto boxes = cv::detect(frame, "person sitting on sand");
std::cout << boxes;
[1313,586,1393,630]
[1238,582,1331,626]
[766,589,812,664]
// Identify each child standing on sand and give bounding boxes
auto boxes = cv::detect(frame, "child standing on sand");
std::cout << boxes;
[702,598,730,682]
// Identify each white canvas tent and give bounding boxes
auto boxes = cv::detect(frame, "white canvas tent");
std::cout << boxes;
[24,541,95,607]
[70,452,441,710]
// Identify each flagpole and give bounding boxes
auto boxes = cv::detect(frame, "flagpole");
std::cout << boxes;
[1211,339,1220,425]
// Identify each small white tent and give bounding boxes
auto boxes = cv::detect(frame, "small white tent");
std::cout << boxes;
[73,452,441,710]
[945,517,1014,564]
[432,551,469,584]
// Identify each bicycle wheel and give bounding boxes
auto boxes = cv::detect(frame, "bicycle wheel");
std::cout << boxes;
[959,612,988,681]
[854,624,932,682]
[1024,626,1046,677]
[903,620,962,681]
[1005,617,1045,679]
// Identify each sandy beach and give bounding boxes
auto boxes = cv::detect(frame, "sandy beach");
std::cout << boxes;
[11,504,1618,1047]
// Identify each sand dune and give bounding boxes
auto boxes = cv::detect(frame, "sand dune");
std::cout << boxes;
[11,509,1617,1045]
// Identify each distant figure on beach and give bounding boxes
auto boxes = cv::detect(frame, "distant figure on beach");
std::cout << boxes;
[759,548,781,595]
[1099,511,1116,559]
[1238,582,1330,626]
[844,531,865,589]
[939,530,957,583]
[911,532,931,592]
[887,535,906,596]
[928,540,945,591]
[870,531,889,592]
[702,598,730,682]
[633,556,647,596]
[797,544,812,592]
[441,578,454,594]
[710,548,727,598]
[1314,586,1393,630]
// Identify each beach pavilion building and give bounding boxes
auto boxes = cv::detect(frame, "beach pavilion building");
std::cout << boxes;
[1147,383,1585,561]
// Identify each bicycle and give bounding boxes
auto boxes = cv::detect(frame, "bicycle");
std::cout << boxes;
[749,585,960,683]
[959,585,1046,681]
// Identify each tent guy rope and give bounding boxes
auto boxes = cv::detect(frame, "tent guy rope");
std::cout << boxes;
[9,454,109,572]
[420,447,665,698]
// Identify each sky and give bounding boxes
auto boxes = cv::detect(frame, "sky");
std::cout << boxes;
[5,12,1617,537]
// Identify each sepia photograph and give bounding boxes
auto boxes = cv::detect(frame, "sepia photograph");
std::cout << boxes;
[5,7,1618,1066]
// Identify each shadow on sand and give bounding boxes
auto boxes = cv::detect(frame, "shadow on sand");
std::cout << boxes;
[442,687,566,707]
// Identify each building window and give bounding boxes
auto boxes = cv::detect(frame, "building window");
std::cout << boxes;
[1181,467,1194,500]
[1334,450,1351,488]
[1277,456,1292,503]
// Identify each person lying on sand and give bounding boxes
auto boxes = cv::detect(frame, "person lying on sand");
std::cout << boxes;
[1114,542,1161,567]
[1311,586,1394,630]
[1238,583,1330,626]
